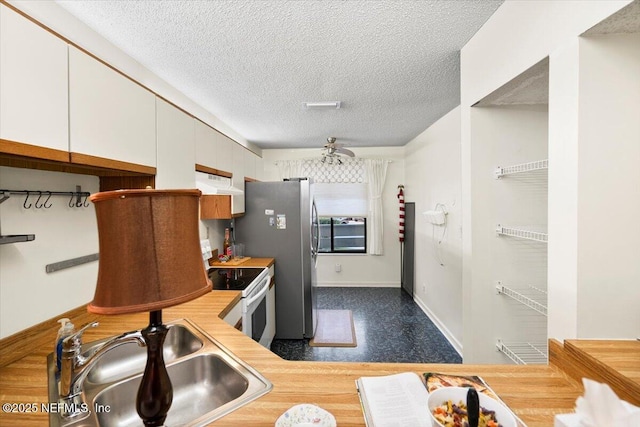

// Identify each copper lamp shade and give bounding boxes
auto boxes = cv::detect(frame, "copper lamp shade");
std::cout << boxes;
[88,189,211,315]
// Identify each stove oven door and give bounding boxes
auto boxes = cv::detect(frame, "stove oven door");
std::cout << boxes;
[242,274,270,346]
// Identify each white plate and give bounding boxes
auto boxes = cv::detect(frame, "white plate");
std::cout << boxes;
[275,404,336,427]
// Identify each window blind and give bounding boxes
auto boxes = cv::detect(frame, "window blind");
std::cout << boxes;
[314,183,367,217]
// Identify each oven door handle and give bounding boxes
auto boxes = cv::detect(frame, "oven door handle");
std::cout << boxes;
[245,277,270,308]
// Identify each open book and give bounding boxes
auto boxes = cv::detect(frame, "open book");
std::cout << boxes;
[355,372,526,427]
[356,372,431,427]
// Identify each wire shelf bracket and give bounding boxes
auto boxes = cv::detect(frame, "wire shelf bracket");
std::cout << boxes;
[496,282,547,316]
[496,340,548,365]
[495,159,548,179]
[496,225,548,243]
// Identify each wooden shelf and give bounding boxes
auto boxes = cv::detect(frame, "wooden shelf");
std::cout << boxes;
[0,234,35,244]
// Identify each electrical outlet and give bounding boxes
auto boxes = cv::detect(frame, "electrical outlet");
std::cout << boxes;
[335,263,342,272]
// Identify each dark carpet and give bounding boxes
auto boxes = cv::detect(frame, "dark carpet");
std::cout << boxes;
[270,287,462,363]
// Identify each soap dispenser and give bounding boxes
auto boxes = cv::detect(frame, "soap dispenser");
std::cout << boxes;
[55,318,75,373]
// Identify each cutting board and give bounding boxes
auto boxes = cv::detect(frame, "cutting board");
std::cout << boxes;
[210,256,252,267]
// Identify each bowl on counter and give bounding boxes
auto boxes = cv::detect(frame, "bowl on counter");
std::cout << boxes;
[275,404,336,427]
[427,386,517,427]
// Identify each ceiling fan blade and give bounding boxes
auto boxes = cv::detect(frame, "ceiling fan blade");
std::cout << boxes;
[335,147,355,157]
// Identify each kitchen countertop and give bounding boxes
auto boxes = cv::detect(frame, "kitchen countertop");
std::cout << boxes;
[0,257,585,426]
[209,257,275,269]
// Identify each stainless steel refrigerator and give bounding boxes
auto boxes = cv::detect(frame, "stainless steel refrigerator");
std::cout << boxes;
[235,178,319,339]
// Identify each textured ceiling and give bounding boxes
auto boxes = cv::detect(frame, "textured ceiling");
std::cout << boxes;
[475,58,549,107]
[584,0,640,35]
[55,0,503,149]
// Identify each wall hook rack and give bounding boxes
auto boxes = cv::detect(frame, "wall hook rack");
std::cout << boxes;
[0,187,91,209]
[0,186,92,244]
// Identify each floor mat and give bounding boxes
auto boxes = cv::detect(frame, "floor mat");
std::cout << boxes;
[309,309,357,347]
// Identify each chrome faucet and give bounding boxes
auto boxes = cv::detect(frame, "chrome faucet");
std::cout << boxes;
[59,321,145,417]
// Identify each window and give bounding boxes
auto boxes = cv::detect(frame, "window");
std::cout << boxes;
[319,217,366,253]
[314,182,368,254]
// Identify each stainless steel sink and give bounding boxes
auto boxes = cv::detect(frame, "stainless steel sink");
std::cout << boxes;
[86,323,203,385]
[47,319,272,427]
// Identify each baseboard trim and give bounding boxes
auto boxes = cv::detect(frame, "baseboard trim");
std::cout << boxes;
[317,282,400,288]
[413,294,463,357]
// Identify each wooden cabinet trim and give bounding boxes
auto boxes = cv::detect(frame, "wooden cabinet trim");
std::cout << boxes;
[195,163,232,178]
[0,138,69,163]
[71,152,156,175]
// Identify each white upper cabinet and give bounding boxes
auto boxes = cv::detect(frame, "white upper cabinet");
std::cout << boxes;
[155,98,195,189]
[195,120,233,173]
[68,46,156,167]
[0,5,68,152]
[215,132,233,173]
[195,119,216,169]
[231,142,246,214]
[244,148,256,180]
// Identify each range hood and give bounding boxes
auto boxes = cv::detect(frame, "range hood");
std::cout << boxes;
[195,171,243,196]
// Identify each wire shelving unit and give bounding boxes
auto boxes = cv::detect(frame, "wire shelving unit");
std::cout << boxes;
[496,282,547,316]
[496,225,548,243]
[496,340,548,365]
[495,159,548,178]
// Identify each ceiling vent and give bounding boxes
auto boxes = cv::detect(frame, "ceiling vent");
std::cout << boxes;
[302,101,341,109]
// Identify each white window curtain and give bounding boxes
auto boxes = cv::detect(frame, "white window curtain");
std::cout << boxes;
[365,159,390,255]
[275,159,304,181]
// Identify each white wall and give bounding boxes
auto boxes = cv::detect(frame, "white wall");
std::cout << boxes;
[461,0,634,362]
[404,106,463,353]
[575,33,640,338]
[547,40,580,342]
[261,147,405,287]
[0,167,99,338]
[469,105,549,364]
[549,33,640,342]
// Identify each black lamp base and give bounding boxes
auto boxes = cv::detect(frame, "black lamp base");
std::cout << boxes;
[136,310,173,426]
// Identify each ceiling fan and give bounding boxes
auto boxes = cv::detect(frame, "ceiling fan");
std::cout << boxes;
[322,137,355,164]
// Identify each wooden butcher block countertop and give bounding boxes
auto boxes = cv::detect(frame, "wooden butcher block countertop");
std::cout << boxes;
[0,256,588,426]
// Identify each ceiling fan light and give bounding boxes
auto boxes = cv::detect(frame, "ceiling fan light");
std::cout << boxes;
[303,101,341,110]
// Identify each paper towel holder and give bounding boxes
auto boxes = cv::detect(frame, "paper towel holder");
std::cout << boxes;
[423,203,447,225]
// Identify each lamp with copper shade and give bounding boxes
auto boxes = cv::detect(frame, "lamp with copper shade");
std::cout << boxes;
[89,189,211,426]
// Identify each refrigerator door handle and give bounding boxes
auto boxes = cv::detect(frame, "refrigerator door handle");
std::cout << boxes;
[311,199,320,257]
